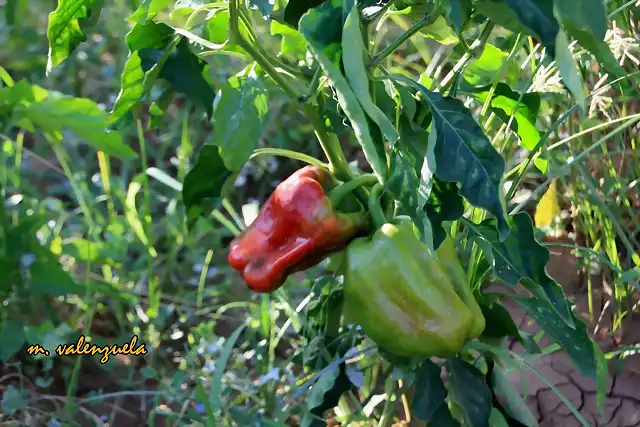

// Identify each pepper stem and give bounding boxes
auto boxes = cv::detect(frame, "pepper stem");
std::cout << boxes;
[328,174,378,207]
[368,183,388,229]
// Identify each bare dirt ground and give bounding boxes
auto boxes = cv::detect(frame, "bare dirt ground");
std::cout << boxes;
[503,239,640,427]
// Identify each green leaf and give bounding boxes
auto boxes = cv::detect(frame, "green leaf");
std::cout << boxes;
[446,358,492,427]
[425,177,464,248]
[479,300,521,340]
[554,28,586,114]
[270,20,307,61]
[411,359,456,423]
[503,0,559,56]
[307,364,340,414]
[469,83,546,171]
[414,84,508,239]
[284,0,327,29]
[441,0,472,32]
[474,0,529,34]
[14,91,137,160]
[46,0,104,73]
[182,144,234,229]
[29,259,84,296]
[1,385,25,415]
[491,364,539,427]
[343,4,399,145]
[213,76,269,172]
[466,212,574,325]
[514,296,597,380]
[0,321,25,361]
[387,149,432,247]
[247,0,274,18]
[300,0,387,181]
[210,323,247,412]
[127,0,172,23]
[110,22,174,125]
[463,44,519,87]
[554,0,627,80]
[140,38,216,118]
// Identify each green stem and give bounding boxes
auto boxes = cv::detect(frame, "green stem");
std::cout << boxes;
[368,183,387,229]
[378,376,398,427]
[328,174,378,206]
[370,11,437,70]
[228,0,355,191]
[439,21,494,93]
[250,148,327,168]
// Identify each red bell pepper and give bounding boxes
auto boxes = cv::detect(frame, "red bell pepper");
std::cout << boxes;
[228,166,365,292]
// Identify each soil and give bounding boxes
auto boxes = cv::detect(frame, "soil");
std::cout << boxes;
[500,237,640,427]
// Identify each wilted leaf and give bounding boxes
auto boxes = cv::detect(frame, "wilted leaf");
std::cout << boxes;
[534,180,560,229]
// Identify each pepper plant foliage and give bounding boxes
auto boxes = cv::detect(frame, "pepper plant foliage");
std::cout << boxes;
[38,0,616,424]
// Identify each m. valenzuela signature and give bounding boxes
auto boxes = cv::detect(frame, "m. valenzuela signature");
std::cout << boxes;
[26,335,148,364]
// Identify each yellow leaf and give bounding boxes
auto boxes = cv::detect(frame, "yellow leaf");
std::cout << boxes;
[535,180,561,229]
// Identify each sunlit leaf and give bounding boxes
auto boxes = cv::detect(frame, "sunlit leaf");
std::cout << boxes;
[343,4,399,145]
[14,92,137,160]
[127,0,172,23]
[463,44,519,87]
[213,76,269,172]
[46,0,104,73]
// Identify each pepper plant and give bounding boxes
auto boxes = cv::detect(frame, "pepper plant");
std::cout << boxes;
[7,0,637,425]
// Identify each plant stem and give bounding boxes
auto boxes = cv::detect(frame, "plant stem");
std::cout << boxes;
[228,0,356,188]
[250,148,327,168]
[328,173,378,206]
[368,183,387,228]
[370,13,435,70]
[439,22,495,92]
[378,376,398,427]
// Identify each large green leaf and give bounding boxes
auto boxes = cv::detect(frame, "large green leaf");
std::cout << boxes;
[463,44,519,87]
[270,20,307,61]
[412,360,458,424]
[14,91,137,160]
[300,0,387,181]
[182,144,234,229]
[503,0,558,55]
[213,76,269,172]
[0,321,25,361]
[284,0,327,28]
[514,296,598,380]
[139,38,216,118]
[109,22,174,125]
[446,358,492,427]
[424,177,464,249]
[402,81,508,239]
[469,83,546,171]
[343,4,398,145]
[474,0,529,34]
[127,0,172,23]
[465,212,574,325]
[46,0,104,73]
[441,0,472,32]
[29,259,85,296]
[387,149,433,247]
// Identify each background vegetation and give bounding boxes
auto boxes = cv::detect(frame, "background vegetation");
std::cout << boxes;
[0,0,639,425]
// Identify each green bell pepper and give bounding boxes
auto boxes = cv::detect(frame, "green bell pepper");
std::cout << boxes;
[342,185,485,358]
